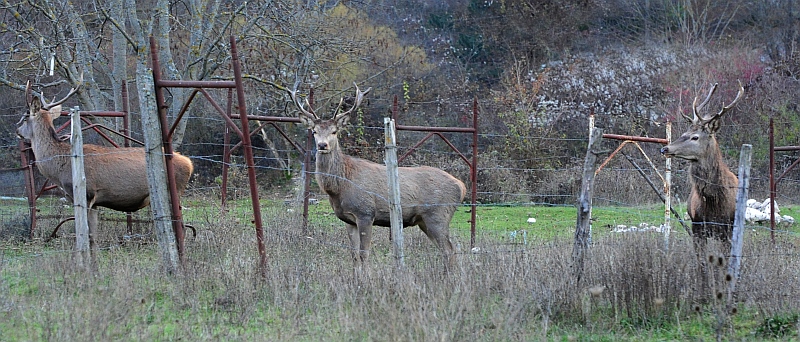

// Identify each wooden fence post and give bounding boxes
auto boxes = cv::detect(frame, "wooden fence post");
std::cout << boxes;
[69,107,90,269]
[573,127,604,285]
[728,144,752,304]
[384,118,404,268]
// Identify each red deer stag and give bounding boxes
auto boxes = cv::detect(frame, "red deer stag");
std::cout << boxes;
[288,83,466,272]
[16,81,194,250]
[660,82,744,288]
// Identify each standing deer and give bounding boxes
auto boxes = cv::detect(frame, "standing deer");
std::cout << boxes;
[289,84,466,272]
[16,81,194,252]
[660,82,744,291]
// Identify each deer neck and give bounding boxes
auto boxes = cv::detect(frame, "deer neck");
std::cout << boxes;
[27,115,69,178]
[690,139,732,200]
[314,146,350,196]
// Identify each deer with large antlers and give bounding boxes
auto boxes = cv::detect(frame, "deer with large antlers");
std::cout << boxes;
[661,82,744,290]
[289,83,466,273]
[16,81,194,252]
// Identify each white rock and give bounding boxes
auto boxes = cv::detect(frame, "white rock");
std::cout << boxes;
[745,207,770,223]
[761,198,780,214]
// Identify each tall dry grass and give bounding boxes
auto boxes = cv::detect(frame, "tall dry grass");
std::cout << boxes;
[1,204,799,340]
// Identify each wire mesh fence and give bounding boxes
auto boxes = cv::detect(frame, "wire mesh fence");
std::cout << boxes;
[2,99,800,261]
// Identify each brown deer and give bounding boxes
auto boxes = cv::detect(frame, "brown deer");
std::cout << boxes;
[16,81,194,249]
[660,82,744,291]
[288,84,466,272]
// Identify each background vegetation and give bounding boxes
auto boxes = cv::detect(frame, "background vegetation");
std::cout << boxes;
[2,0,800,340]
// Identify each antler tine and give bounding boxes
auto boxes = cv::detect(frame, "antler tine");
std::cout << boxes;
[25,81,32,105]
[677,90,693,123]
[716,80,745,118]
[696,83,718,110]
[39,74,83,110]
[692,83,718,121]
[334,83,372,120]
[287,82,318,120]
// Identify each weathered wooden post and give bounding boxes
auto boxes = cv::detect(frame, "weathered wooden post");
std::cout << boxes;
[384,117,404,268]
[573,127,604,285]
[728,144,752,303]
[69,107,90,269]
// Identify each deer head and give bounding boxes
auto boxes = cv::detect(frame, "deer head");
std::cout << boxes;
[661,82,744,161]
[288,83,371,154]
[17,80,81,141]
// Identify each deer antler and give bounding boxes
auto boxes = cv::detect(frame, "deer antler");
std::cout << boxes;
[692,83,718,122]
[711,80,745,121]
[287,80,318,121]
[30,75,83,110]
[25,81,32,106]
[332,83,371,121]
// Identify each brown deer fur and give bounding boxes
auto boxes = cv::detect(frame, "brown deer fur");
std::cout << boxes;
[17,84,193,242]
[291,84,466,270]
[661,82,744,292]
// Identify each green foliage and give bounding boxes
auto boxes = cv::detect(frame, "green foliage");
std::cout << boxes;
[427,12,454,30]
[756,313,799,339]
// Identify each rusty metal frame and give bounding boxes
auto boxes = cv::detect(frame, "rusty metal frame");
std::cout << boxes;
[390,96,480,248]
[223,111,313,230]
[592,116,689,241]
[149,36,269,275]
[768,117,800,243]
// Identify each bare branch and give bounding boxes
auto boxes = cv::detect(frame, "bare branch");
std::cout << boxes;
[98,4,140,51]
[287,79,318,120]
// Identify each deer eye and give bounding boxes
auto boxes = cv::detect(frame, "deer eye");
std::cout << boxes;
[690,135,699,141]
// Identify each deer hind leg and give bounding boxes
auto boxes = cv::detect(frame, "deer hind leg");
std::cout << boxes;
[87,205,99,269]
[418,217,456,271]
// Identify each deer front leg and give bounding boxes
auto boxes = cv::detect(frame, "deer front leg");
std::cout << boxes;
[346,223,361,265]
[355,217,374,263]
[692,230,710,300]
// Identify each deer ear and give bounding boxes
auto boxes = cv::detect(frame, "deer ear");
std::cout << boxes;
[29,98,42,116]
[706,117,722,134]
[49,105,62,119]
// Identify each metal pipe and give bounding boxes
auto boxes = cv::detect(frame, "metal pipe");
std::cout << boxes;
[470,98,479,248]
[602,134,669,145]
[230,36,268,278]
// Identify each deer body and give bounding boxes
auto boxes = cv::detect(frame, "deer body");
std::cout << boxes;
[665,124,738,242]
[661,82,744,294]
[17,82,193,245]
[317,146,466,232]
[292,84,465,270]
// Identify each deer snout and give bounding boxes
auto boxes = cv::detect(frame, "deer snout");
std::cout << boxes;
[660,146,670,155]
[317,142,330,153]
